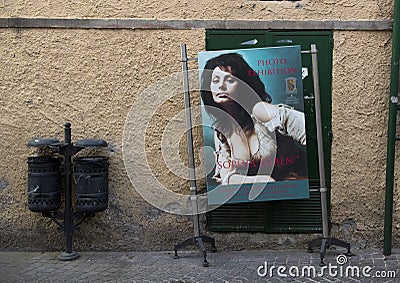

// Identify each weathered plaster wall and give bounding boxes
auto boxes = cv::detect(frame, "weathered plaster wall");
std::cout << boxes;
[331,31,395,248]
[0,28,206,251]
[395,148,400,246]
[0,0,394,20]
[0,0,399,252]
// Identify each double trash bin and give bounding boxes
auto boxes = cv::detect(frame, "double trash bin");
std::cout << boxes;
[27,138,109,213]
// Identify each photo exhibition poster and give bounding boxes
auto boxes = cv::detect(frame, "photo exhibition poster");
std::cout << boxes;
[198,45,310,205]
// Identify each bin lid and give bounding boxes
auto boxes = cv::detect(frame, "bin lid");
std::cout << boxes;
[75,139,108,148]
[27,138,60,147]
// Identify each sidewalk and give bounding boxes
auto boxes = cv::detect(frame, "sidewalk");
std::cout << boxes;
[0,248,399,282]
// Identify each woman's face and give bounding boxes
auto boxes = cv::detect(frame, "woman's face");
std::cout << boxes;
[210,66,240,104]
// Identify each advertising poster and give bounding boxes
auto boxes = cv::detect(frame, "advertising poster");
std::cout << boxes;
[198,46,310,205]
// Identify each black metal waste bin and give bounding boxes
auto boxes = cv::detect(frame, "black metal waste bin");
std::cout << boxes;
[74,156,109,213]
[27,156,61,212]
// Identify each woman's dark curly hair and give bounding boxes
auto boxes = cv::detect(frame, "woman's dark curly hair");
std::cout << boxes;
[200,53,272,136]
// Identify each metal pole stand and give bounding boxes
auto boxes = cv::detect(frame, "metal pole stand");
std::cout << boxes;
[173,190,217,267]
[173,44,217,267]
[306,44,352,266]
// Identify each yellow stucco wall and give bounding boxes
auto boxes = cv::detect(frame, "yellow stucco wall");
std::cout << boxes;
[331,30,393,246]
[0,0,394,20]
[0,0,399,251]
[0,28,206,250]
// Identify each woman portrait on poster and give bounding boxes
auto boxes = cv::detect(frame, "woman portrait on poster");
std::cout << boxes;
[200,53,307,185]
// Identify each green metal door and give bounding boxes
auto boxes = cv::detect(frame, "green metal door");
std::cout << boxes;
[205,30,333,233]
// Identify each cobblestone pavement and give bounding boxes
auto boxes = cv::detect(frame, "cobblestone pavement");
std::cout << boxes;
[0,248,399,282]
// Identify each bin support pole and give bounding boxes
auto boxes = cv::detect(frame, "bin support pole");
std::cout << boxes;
[58,122,80,261]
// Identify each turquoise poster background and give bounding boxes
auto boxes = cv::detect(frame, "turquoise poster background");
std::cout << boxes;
[198,46,310,205]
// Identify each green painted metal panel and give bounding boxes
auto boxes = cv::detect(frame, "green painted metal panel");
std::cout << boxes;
[205,30,333,233]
